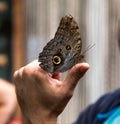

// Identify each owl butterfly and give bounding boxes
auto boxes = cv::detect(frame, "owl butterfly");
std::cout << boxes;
[38,15,84,73]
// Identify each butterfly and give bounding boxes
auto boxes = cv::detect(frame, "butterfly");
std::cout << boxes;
[38,15,84,73]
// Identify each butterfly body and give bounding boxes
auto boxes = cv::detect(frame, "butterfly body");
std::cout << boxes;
[38,15,83,73]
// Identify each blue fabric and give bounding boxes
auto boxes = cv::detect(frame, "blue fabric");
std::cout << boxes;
[74,89,120,124]
[104,107,120,124]
[97,107,119,121]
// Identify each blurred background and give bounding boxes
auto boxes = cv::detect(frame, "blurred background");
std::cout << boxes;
[0,0,120,123]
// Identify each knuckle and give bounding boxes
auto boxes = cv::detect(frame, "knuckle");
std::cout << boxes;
[22,67,28,76]
[13,70,18,79]
[13,67,25,82]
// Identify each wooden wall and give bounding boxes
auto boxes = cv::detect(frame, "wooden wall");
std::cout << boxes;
[12,0,26,71]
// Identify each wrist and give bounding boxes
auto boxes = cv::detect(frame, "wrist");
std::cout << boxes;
[23,116,57,124]
[22,109,58,124]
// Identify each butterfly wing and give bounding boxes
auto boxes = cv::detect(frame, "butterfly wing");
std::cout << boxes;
[38,15,82,73]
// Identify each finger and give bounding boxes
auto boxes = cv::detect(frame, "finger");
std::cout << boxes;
[23,60,47,77]
[28,60,62,81]
[13,67,24,85]
[26,60,41,71]
[64,63,90,90]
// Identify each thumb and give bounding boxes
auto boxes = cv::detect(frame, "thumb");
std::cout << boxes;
[64,63,90,90]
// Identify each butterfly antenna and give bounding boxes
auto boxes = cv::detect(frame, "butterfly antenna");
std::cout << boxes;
[82,43,95,55]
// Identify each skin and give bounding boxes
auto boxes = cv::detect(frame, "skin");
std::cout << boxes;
[0,78,17,124]
[13,60,89,124]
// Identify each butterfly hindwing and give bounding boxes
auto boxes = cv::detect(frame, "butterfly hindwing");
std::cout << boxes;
[38,15,82,73]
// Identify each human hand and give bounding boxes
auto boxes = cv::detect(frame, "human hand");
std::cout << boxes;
[13,60,89,124]
[0,78,17,124]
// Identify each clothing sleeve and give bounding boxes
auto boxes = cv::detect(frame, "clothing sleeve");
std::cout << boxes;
[74,89,120,124]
